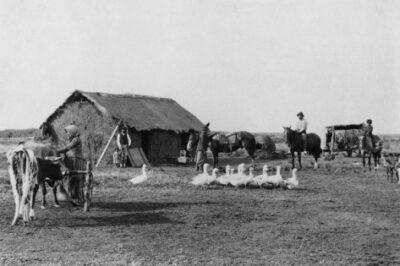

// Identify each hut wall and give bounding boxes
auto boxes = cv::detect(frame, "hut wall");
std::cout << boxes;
[50,102,116,165]
[128,128,142,148]
[146,130,181,163]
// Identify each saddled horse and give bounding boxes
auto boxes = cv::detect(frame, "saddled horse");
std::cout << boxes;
[283,127,322,170]
[187,131,257,168]
[361,135,382,170]
[211,131,257,167]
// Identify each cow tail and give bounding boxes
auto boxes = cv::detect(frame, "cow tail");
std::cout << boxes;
[8,151,22,226]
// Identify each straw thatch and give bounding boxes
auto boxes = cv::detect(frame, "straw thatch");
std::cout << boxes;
[44,90,204,132]
[51,101,116,164]
[41,90,205,165]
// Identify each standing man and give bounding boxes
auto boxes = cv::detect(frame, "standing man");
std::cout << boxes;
[57,124,83,169]
[295,112,308,152]
[57,124,83,201]
[196,122,211,171]
[117,126,132,168]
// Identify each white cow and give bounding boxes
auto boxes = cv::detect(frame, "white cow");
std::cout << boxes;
[7,145,39,225]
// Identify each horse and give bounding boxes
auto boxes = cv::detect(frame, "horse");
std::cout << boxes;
[210,131,257,168]
[361,135,382,170]
[187,131,258,168]
[283,127,322,170]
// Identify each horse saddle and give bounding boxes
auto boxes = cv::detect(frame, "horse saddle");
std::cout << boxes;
[296,132,307,150]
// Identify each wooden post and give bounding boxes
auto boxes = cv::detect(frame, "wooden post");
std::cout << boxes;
[83,161,93,212]
[95,124,119,168]
[330,130,335,154]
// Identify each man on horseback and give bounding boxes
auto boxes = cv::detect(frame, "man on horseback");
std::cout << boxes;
[361,119,382,170]
[295,112,308,152]
[196,123,211,171]
[363,119,375,149]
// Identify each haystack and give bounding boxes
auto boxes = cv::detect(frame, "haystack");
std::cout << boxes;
[41,90,204,166]
[255,135,276,154]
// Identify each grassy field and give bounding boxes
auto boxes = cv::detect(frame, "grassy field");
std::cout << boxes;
[1,146,400,264]
[1,135,400,265]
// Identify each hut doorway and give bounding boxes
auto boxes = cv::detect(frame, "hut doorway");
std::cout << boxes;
[141,131,151,159]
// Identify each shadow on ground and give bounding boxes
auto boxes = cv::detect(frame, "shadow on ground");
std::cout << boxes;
[69,212,184,227]
[93,200,218,212]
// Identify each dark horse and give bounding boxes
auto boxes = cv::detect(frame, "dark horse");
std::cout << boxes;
[361,135,382,170]
[283,127,322,170]
[187,131,257,168]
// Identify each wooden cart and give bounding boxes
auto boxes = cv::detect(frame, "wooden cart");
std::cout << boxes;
[324,123,364,157]
[48,156,94,211]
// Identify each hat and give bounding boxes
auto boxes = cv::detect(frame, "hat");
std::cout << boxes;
[297,112,304,117]
[64,124,79,137]
[366,119,372,124]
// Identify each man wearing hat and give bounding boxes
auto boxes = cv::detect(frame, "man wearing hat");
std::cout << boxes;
[117,125,132,168]
[57,124,83,165]
[295,112,308,151]
[57,124,84,201]
[363,119,374,148]
[196,122,211,171]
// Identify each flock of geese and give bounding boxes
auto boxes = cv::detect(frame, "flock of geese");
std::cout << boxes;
[191,163,299,190]
[128,163,299,190]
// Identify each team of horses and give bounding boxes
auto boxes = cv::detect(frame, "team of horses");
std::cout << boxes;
[186,127,382,171]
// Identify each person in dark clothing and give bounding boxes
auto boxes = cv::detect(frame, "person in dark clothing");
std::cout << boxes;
[57,124,83,169]
[363,119,375,148]
[117,126,132,168]
[196,123,211,171]
[56,124,84,201]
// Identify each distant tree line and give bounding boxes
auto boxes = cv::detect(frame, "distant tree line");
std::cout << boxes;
[0,128,39,138]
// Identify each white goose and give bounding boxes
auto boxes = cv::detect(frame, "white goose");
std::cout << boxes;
[261,165,283,187]
[207,168,219,185]
[242,167,255,187]
[229,164,247,187]
[130,164,149,185]
[284,168,299,189]
[252,164,269,187]
[230,168,235,175]
[217,165,231,185]
[191,163,212,186]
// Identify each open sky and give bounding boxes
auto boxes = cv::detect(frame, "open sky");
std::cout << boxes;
[0,0,399,135]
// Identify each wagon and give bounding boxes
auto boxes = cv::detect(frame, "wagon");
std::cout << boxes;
[324,123,364,157]
[47,156,94,211]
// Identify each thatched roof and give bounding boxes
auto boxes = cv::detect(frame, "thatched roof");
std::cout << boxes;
[326,124,364,130]
[43,90,204,132]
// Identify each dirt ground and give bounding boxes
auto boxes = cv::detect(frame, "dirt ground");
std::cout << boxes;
[1,152,400,265]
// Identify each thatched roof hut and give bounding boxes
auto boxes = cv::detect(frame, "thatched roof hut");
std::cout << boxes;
[41,90,204,166]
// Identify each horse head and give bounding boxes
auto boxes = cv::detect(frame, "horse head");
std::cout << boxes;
[283,126,294,140]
